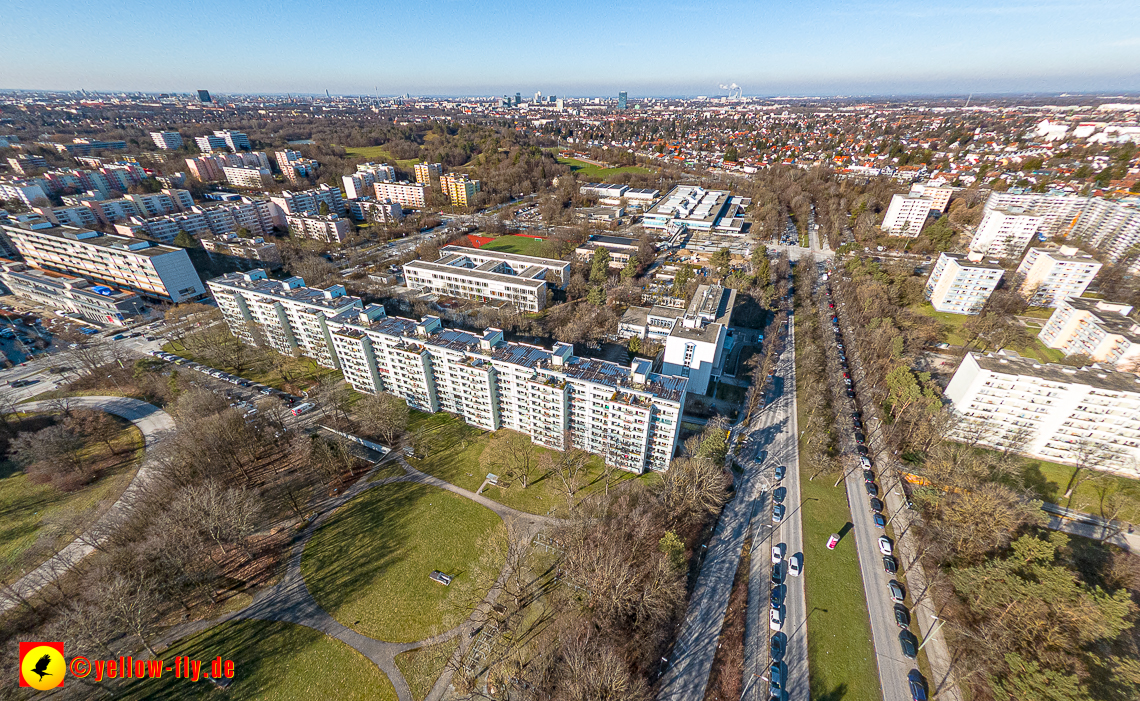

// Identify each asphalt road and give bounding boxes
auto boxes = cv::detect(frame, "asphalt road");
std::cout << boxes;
[742,306,808,701]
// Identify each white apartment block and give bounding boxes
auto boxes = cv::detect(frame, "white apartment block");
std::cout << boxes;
[195,130,250,153]
[881,194,932,236]
[201,234,283,271]
[223,165,273,188]
[969,206,1043,257]
[908,182,953,213]
[982,192,1088,238]
[403,246,570,312]
[1,221,205,303]
[270,185,347,218]
[1016,246,1102,307]
[0,261,146,325]
[346,198,403,223]
[1067,198,1140,274]
[924,252,1005,315]
[286,213,350,243]
[117,198,281,243]
[343,164,396,200]
[1039,298,1140,372]
[0,180,49,206]
[945,351,1140,476]
[149,131,183,150]
[373,181,427,208]
[208,269,364,369]
[36,189,193,226]
[328,314,687,472]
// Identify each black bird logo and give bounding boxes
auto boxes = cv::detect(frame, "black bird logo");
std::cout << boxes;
[32,654,53,681]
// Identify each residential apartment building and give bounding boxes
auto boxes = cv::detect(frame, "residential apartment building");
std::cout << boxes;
[185,155,223,182]
[881,193,932,236]
[1038,298,1140,372]
[403,246,569,312]
[149,131,184,150]
[47,139,127,155]
[116,198,281,243]
[223,165,273,188]
[1067,198,1140,273]
[207,269,363,369]
[270,185,347,218]
[924,251,1005,314]
[195,130,250,153]
[440,173,481,206]
[0,180,49,206]
[1016,246,1103,307]
[286,213,350,243]
[7,155,48,175]
[327,313,687,472]
[982,192,1088,238]
[414,162,443,185]
[346,197,403,223]
[36,189,194,227]
[201,234,283,270]
[1,221,205,303]
[0,260,146,325]
[969,207,1043,258]
[945,350,1140,475]
[908,182,954,213]
[373,181,427,208]
[274,150,318,183]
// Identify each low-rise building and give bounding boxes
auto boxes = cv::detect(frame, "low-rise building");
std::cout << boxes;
[642,185,747,235]
[574,234,637,268]
[572,206,624,224]
[201,234,283,271]
[403,246,569,312]
[881,193,933,236]
[579,182,659,206]
[1038,298,1140,372]
[924,251,1004,314]
[1016,246,1103,307]
[286,213,350,243]
[0,260,146,325]
[945,350,1140,475]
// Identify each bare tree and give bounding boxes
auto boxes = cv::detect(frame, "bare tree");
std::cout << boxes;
[99,572,162,657]
[1063,438,1123,500]
[480,429,541,489]
[356,391,409,445]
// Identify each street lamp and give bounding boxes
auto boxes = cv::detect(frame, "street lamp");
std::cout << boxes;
[740,672,765,701]
[918,614,947,651]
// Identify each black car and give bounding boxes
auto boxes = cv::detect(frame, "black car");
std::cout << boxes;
[770,585,783,608]
[771,634,785,660]
[899,630,918,659]
[846,389,856,398]
[772,564,784,584]
[883,555,898,574]
[870,497,884,512]
[866,482,879,496]
[908,670,928,701]
[863,469,876,483]
[894,605,911,629]
[889,579,906,603]
[854,432,866,443]
[873,513,887,529]
[774,486,787,504]
[856,445,869,456]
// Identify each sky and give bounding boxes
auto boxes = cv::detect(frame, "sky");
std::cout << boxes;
[2,0,1139,97]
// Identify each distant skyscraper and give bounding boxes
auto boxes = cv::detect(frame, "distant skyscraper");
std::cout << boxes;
[534,91,542,103]
[515,92,521,106]
[197,89,212,104]
[549,94,556,103]
[618,91,628,110]
[325,89,330,98]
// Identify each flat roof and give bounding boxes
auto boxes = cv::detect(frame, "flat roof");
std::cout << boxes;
[209,271,362,313]
[2,222,182,258]
[439,245,566,269]
[972,350,1140,394]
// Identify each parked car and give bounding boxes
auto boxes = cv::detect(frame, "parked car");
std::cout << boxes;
[291,402,315,416]
[774,486,787,503]
[769,607,783,631]
[788,553,802,577]
[772,543,785,565]
[883,555,898,574]
[873,513,887,529]
[859,456,873,469]
[878,536,894,556]
[899,630,918,659]
[865,482,879,496]
[772,504,785,523]
[772,563,784,584]
[863,469,876,483]
[774,464,786,480]
[894,605,911,629]
[770,585,782,608]
[870,497,884,512]
[889,580,906,603]
[770,634,784,660]
[908,670,928,701]
[769,662,783,695]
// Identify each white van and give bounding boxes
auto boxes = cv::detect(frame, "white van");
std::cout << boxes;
[291,402,315,416]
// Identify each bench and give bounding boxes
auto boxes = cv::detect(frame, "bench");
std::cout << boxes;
[430,570,453,586]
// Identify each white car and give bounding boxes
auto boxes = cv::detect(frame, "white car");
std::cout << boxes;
[789,553,802,577]
[860,456,873,469]
[772,543,785,565]
[878,536,894,556]
[769,607,783,631]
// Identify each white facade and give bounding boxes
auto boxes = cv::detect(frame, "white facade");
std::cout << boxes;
[924,252,1004,315]
[969,207,1043,257]
[945,351,1140,476]
[343,163,397,200]
[223,166,273,188]
[881,194,933,236]
[658,284,736,395]
[982,192,1088,238]
[270,185,347,218]
[1068,198,1140,274]
[373,181,427,208]
[286,213,350,243]
[1016,246,1102,307]
[0,180,49,206]
[908,183,954,213]
[149,131,183,150]
[403,246,569,313]
[1039,298,1140,372]
[346,198,403,223]
[195,130,250,153]
[1,222,205,303]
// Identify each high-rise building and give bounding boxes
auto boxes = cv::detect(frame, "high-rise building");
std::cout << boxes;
[908,182,953,213]
[881,193,932,236]
[373,181,427,208]
[149,131,183,150]
[945,350,1140,474]
[982,192,1087,239]
[343,163,396,200]
[413,162,443,185]
[969,207,1043,257]
[223,166,273,189]
[197,89,212,103]
[440,173,481,207]
[201,233,283,271]
[194,130,250,153]
[923,252,1004,315]
[618,91,628,110]
[1067,198,1140,274]
[270,185,346,218]
[1038,298,1140,372]
[285,213,350,243]
[515,92,522,106]
[0,261,146,326]
[1016,246,1103,308]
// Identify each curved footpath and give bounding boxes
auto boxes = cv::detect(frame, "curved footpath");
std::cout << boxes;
[0,396,175,615]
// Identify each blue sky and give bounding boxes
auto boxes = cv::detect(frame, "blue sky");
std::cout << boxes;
[2,0,1139,96]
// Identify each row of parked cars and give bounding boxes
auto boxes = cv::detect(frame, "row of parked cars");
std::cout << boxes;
[827,285,928,701]
[767,462,802,701]
[146,351,310,415]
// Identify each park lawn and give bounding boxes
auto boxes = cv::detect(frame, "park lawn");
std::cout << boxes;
[1012,452,1140,523]
[556,156,651,180]
[794,312,882,701]
[163,340,342,394]
[909,303,1067,362]
[0,418,143,583]
[479,234,547,257]
[406,410,636,516]
[118,619,396,701]
[395,637,460,701]
[341,145,420,169]
[302,481,506,642]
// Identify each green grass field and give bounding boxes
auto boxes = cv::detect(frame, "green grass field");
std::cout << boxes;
[302,481,505,642]
[406,410,637,516]
[479,234,547,257]
[394,637,460,701]
[908,303,1066,362]
[794,313,882,701]
[341,145,420,169]
[1,417,143,582]
[118,619,396,700]
[556,156,651,180]
[1007,453,1140,523]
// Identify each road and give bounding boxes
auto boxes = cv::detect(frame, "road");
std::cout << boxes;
[742,305,808,700]
[828,269,959,701]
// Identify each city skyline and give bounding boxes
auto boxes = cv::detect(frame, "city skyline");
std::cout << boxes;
[2,0,1139,96]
